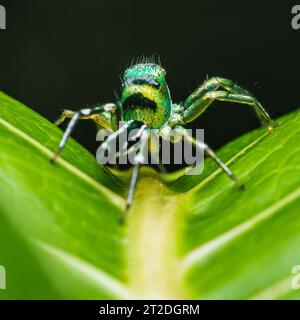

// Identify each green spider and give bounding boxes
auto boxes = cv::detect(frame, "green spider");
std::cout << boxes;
[52,59,275,219]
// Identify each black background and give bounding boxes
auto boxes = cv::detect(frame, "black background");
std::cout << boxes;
[0,0,299,154]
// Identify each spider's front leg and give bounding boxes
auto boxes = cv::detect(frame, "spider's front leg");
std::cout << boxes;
[183,77,276,131]
[98,121,150,223]
[174,125,244,189]
[52,103,118,162]
[119,127,150,224]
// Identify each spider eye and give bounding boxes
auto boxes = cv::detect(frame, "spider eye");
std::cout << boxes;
[150,79,160,89]
[125,78,160,89]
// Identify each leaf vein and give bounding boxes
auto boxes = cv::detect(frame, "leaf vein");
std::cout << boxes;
[0,118,125,208]
[180,186,300,273]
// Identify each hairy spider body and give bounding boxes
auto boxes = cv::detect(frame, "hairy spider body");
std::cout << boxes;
[52,60,275,221]
[121,63,172,128]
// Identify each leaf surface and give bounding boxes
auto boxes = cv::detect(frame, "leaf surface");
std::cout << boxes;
[0,92,299,299]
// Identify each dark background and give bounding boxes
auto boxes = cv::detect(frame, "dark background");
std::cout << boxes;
[0,0,299,154]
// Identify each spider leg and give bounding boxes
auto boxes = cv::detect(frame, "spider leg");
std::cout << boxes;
[123,163,141,218]
[55,103,118,129]
[183,77,276,131]
[52,104,117,163]
[175,126,244,189]
[55,109,76,126]
[119,129,150,224]
[115,126,166,173]
[152,154,168,174]
[149,130,168,174]
[114,124,147,160]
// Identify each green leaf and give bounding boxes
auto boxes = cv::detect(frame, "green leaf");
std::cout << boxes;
[0,91,299,299]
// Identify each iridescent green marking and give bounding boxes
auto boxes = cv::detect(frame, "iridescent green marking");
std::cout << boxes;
[120,63,172,128]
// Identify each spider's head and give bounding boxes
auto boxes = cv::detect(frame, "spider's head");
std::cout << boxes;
[120,63,171,128]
